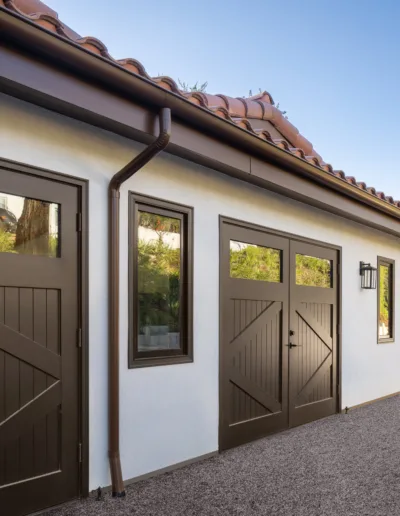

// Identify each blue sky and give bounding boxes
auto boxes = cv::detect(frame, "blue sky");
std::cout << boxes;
[46,0,400,197]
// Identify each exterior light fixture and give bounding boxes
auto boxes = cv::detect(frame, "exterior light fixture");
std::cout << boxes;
[359,262,377,289]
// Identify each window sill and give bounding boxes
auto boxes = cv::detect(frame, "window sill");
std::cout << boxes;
[377,338,395,345]
[129,354,194,369]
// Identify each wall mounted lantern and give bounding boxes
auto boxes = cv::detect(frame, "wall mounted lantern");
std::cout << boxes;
[360,262,377,289]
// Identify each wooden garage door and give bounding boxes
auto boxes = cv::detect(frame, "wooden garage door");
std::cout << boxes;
[219,222,289,450]
[289,241,338,427]
[0,169,81,516]
[220,220,339,450]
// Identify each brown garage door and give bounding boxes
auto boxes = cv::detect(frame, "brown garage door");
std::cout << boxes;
[220,219,339,450]
[0,169,81,516]
[289,240,338,428]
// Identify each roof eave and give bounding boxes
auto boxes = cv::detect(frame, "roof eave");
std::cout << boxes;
[1,6,399,221]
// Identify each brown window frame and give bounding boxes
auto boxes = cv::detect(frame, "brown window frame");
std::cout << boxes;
[377,256,395,344]
[128,192,194,368]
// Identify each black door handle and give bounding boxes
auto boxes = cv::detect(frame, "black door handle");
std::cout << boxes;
[287,343,299,349]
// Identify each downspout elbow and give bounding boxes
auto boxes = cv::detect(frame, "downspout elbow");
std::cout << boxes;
[109,107,171,193]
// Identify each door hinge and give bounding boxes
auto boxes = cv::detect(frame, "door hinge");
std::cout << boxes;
[76,212,82,232]
[76,328,82,348]
[78,443,82,463]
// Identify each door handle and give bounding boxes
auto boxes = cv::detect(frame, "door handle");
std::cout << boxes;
[286,343,301,349]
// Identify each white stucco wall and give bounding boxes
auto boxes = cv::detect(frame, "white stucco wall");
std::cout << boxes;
[2,93,400,489]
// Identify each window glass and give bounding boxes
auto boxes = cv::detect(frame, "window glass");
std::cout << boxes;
[230,240,281,282]
[296,254,332,288]
[0,192,59,257]
[137,211,181,351]
[379,262,393,340]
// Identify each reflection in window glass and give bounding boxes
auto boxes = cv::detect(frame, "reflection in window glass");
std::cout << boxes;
[379,263,392,339]
[0,192,59,257]
[137,211,181,351]
[230,240,281,282]
[296,254,332,288]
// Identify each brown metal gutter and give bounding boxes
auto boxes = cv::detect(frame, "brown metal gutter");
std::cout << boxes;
[108,107,171,496]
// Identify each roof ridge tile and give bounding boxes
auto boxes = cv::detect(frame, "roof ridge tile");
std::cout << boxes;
[236,97,249,118]
[247,91,274,105]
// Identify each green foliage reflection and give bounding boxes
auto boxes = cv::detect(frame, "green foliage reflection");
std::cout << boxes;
[138,212,181,334]
[296,254,331,288]
[379,264,390,335]
[229,243,332,288]
[0,228,15,253]
[230,241,281,282]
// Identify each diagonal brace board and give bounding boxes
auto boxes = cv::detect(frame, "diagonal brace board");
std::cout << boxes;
[296,304,332,351]
[0,381,61,445]
[230,368,281,413]
[296,354,332,406]
[230,301,281,352]
[0,323,61,378]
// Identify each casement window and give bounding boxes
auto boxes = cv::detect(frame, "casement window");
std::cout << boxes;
[377,257,395,343]
[128,193,193,367]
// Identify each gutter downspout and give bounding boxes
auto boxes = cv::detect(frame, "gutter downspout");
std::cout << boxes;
[108,108,171,497]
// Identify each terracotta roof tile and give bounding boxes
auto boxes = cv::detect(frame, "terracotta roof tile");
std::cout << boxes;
[10,0,56,17]
[242,98,264,119]
[253,129,273,143]
[3,0,400,211]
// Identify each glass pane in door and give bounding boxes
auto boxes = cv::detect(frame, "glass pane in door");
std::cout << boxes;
[230,240,281,282]
[296,254,332,288]
[0,192,60,257]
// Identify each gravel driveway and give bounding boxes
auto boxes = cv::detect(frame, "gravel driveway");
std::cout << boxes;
[45,395,400,516]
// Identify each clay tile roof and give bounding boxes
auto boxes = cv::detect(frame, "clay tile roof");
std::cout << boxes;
[2,0,398,211]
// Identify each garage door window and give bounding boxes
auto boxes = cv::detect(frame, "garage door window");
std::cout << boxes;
[230,241,281,282]
[129,193,193,368]
[296,254,332,288]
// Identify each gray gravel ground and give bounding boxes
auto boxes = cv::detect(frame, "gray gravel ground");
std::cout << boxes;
[45,395,400,516]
